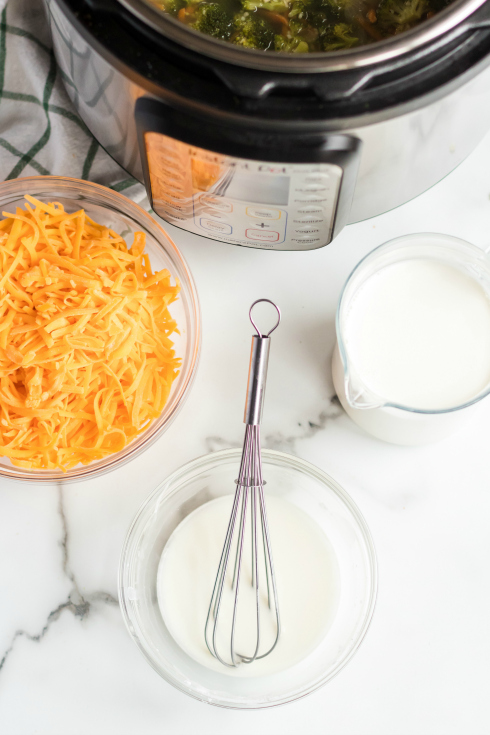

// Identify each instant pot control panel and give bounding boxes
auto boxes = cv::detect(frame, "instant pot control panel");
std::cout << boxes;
[147,142,343,250]
[136,99,361,251]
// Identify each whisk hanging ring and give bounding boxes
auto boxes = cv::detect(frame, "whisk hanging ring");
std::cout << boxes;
[249,299,281,337]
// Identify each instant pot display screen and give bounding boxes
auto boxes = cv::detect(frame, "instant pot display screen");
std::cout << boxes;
[147,0,454,54]
[225,172,290,206]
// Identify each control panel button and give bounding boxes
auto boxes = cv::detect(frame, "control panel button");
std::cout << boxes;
[200,218,232,234]
[245,206,282,220]
[246,229,280,242]
[292,235,321,243]
[201,208,229,221]
[294,196,328,203]
[293,219,324,225]
[305,175,330,184]
[297,206,325,214]
[200,195,233,213]
[161,202,193,218]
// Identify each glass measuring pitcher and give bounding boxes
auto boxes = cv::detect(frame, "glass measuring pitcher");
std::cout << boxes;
[332,233,490,445]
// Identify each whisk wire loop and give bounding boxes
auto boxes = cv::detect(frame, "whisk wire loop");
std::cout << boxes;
[204,425,281,667]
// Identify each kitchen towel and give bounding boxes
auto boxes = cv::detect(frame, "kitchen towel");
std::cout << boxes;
[0,0,148,203]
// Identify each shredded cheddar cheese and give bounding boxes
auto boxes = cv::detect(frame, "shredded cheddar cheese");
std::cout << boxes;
[0,196,181,471]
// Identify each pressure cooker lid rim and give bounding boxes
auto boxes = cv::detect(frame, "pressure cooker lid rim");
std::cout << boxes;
[116,0,489,72]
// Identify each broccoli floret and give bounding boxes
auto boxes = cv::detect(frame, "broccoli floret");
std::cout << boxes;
[242,0,289,11]
[321,0,353,11]
[231,13,276,48]
[288,0,314,21]
[190,3,234,38]
[287,0,330,46]
[288,0,362,47]
[376,0,427,32]
[319,0,364,19]
[274,32,310,51]
[321,21,359,48]
[160,0,187,14]
[289,0,339,22]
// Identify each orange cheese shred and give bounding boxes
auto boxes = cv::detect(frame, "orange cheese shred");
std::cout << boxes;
[0,196,181,471]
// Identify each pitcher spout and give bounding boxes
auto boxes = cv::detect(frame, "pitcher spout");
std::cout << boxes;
[344,375,384,410]
[333,342,384,410]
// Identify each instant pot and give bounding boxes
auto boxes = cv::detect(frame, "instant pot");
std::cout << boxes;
[45,0,490,249]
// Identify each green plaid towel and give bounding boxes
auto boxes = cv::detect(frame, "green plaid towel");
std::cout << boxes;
[0,0,148,204]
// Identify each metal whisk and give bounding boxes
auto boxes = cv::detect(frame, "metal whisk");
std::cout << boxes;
[204,299,281,668]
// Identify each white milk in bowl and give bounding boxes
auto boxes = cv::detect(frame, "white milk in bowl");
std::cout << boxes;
[332,234,490,445]
[157,495,340,677]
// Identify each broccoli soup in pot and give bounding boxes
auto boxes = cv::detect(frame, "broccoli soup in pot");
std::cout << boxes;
[151,0,453,52]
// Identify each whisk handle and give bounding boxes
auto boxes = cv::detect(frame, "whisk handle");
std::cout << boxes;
[244,335,271,426]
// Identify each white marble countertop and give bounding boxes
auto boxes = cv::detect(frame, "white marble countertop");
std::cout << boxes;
[2,132,490,735]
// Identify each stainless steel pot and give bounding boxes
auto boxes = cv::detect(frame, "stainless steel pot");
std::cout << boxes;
[45,0,490,249]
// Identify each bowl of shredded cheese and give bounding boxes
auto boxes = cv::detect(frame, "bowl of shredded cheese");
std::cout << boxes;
[0,177,200,481]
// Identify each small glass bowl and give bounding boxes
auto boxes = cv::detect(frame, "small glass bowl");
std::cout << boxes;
[119,449,377,709]
[0,177,201,482]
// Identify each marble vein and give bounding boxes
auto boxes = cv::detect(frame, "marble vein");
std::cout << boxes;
[205,395,342,455]
[0,484,118,673]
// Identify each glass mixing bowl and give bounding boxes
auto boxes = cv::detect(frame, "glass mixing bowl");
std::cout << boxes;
[119,449,377,709]
[0,177,200,482]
